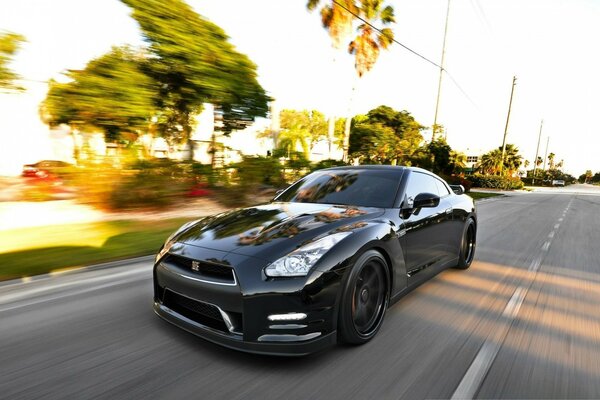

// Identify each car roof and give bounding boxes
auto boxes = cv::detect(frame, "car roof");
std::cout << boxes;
[322,165,438,177]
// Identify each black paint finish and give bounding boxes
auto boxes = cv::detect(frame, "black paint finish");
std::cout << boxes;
[153,166,476,355]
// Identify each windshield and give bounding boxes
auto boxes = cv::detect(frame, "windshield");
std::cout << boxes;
[275,169,402,208]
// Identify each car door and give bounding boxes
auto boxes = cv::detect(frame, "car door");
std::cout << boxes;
[400,172,451,284]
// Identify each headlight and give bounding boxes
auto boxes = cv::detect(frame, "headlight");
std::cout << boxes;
[264,232,352,277]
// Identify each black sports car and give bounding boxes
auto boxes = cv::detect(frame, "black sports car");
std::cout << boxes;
[153,166,476,355]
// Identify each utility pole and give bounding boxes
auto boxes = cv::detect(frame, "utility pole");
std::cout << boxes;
[500,75,517,174]
[543,136,550,171]
[532,119,543,185]
[432,0,451,142]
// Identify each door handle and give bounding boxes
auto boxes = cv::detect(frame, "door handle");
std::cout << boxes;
[445,208,452,214]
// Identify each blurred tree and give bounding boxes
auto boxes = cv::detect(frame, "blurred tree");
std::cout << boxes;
[278,110,328,158]
[121,0,269,160]
[0,32,25,91]
[536,156,543,167]
[547,152,555,169]
[307,0,357,158]
[524,160,530,169]
[585,170,593,183]
[307,0,356,50]
[555,159,563,170]
[348,0,395,78]
[41,47,155,144]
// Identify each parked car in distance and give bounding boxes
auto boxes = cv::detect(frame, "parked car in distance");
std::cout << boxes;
[153,166,477,355]
[552,179,565,187]
[22,160,72,178]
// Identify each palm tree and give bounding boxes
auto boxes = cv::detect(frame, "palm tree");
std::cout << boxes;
[478,150,502,175]
[478,144,522,176]
[307,0,356,50]
[536,156,543,167]
[343,0,395,160]
[548,152,556,169]
[450,150,467,173]
[307,0,357,158]
[348,0,395,77]
[503,144,523,174]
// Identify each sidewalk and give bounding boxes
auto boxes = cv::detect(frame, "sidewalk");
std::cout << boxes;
[0,197,230,231]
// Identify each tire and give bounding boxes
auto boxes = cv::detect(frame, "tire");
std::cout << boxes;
[338,250,389,345]
[455,218,476,269]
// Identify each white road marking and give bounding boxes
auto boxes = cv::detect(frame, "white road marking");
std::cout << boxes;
[0,265,150,305]
[452,196,573,399]
[502,287,526,318]
[528,255,542,272]
[452,287,527,399]
[0,276,151,313]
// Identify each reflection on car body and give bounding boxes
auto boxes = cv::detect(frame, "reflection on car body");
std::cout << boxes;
[153,166,477,355]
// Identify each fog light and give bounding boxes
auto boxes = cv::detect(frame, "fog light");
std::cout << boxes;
[267,313,307,321]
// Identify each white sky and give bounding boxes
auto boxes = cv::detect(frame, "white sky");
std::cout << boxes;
[1,0,599,176]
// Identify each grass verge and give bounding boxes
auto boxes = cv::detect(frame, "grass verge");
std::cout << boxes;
[0,217,191,281]
[468,192,504,200]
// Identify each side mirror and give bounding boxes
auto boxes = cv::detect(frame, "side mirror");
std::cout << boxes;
[449,184,465,195]
[413,192,440,209]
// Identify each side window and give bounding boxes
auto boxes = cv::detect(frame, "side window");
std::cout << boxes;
[405,172,439,206]
[435,179,451,196]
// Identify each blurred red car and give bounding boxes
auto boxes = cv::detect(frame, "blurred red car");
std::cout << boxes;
[22,160,72,178]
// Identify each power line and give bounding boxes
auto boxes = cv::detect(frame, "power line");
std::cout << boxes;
[331,0,478,108]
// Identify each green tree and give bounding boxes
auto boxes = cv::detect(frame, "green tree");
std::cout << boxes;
[478,144,522,176]
[121,0,269,160]
[278,109,328,158]
[41,46,156,143]
[585,170,593,183]
[0,32,25,90]
[349,105,424,165]
[349,122,398,164]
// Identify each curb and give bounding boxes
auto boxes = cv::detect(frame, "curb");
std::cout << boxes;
[0,254,155,289]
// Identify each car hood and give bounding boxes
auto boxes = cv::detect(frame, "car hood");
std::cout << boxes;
[174,202,384,261]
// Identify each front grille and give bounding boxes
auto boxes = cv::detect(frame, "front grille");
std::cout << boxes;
[164,255,235,284]
[162,289,229,333]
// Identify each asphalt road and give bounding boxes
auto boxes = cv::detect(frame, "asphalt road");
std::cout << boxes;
[2,184,600,399]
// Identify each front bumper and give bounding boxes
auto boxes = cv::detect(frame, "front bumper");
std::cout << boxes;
[154,301,337,356]
[153,245,344,356]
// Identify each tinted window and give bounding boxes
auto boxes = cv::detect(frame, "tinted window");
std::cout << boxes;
[436,178,451,196]
[405,172,439,204]
[276,169,401,208]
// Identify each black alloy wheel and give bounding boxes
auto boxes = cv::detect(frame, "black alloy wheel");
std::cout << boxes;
[456,218,476,269]
[339,250,389,344]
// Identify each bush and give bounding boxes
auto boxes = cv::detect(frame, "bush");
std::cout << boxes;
[108,159,191,210]
[467,174,524,190]
[232,156,284,188]
[444,175,473,192]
